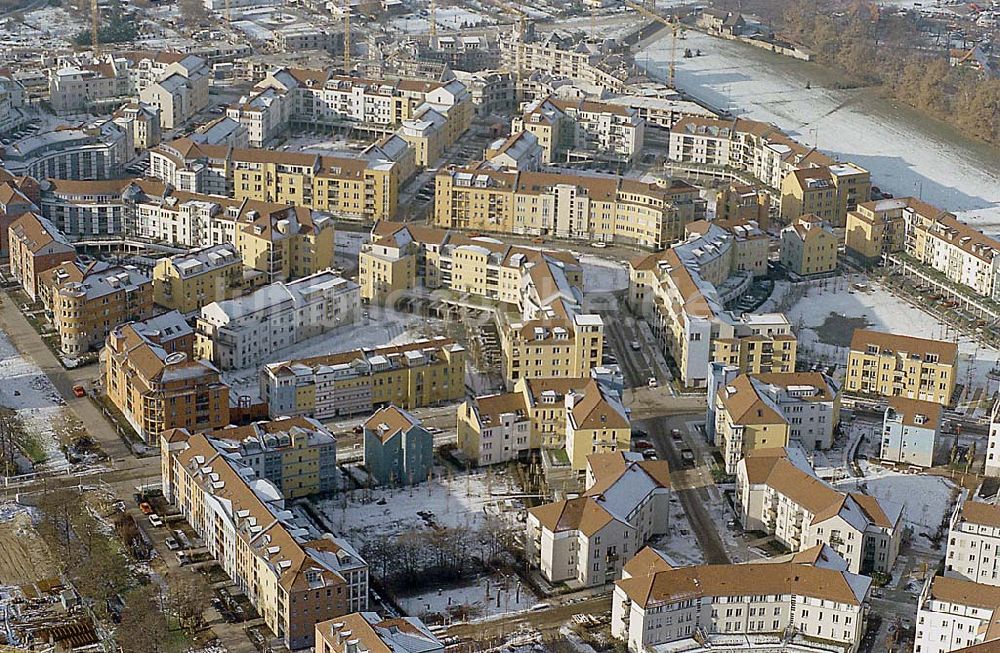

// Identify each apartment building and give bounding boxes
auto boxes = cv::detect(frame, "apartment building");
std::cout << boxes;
[716,183,771,230]
[780,163,871,227]
[715,372,840,473]
[457,390,531,466]
[844,198,910,264]
[7,213,75,301]
[946,498,1000,587]
[526,451,671,587]
[48,57,132,114]
[362,405,433,486]
[612,558,871,653]
[667,116,870,225]
[880,396,942,468]
[260,338,465,420]
[226,87,291,148]
[39,177,133,238]
[902,198,1000,300]
[605,93,718,131]
[315,613,443,653]
[51,264,153,356]
[103,321,230,444]
[1,120,130,180]
[988,399,1000,478]
[844,329,958,406]
[780,214,839,276]
[112,102,161,151]
[916,575,1000,653]
[627,220,791,388]
[434,166,702,249]
[137,55,211,129]
[0,73,28,136]
[484,131,544,171]
[153,244,245,314]
[149,139,401,221]
[737,447,904,575]
[160,431,367,650]
[190,116,249,148]
[512,96,645,165]
[0,173,39,256]
[499,32,629,95]
[203,416,337,498]
[196,272,360,370]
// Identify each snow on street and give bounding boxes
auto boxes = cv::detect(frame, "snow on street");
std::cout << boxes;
[638,31,1000,225]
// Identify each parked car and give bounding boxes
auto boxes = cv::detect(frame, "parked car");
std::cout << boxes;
[680,449,695,466]
[591,241,607,248]
[671,429,683,442]
[164,537,180,550]
[647,377,658,388]
[630,340,642,351]
[139,502,154,515]
[642,448,658,460]
[148,514,164,527]
[72,385,86,397]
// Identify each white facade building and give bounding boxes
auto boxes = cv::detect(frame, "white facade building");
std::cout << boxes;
[525,452,671,588]
[196,271,360,370]
[946,497,1000,588]
[915,575,1000,653]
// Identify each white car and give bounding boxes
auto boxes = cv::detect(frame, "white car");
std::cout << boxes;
[148,514,164,527]
[648,377,658,388]
[630,340,642,351]
[591,241,608,248]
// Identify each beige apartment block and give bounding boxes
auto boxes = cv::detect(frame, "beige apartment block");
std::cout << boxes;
[780,214,839,276]
[844,329,958,406]
[149,139,402,221]
[8,213,75,302]
[51,264,153,356]
[737,447,903,576]
[526,452,670,588]
[153,243,245,314]
[844,198,909,264]
[512,96,645,165]
[780,163,871,227]
[434,166,702,249]
[160,432,367,650]
[103,320,230,444]
[627,220,790,389]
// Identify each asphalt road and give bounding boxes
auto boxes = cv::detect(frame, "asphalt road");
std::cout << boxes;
[602,310,730,564]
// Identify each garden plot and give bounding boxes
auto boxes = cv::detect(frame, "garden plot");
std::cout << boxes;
[834,465,958,551]
[0,331,71,473]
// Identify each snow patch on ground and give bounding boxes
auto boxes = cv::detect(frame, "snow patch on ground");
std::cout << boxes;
[318,467,520,541]
[834,465,958,548]
[580,255,629,294]
[398,577,538,622]
[0,330,71,472]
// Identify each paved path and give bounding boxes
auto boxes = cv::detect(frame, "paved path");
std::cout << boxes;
[0,291,132,461]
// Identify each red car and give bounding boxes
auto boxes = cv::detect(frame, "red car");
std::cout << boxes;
[72,385,86,398]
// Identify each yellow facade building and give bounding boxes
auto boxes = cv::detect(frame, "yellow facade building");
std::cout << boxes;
[153,243,245,313]
[845,329,958,406]
[779,163,871,227]
[434,167,702,249]
[780,214,839,276]
[261,338,466,420]
[844,198,909,264]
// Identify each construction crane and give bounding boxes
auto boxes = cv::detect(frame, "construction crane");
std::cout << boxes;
[343,0,352,73]
[430,0,437,41]
[625,0,680,87]
[224,0,232,22]
[91,0,99,53]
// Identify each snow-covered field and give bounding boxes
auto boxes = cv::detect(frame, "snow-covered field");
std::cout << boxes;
[318,467,520,540]
[835,465,958,549]
[639,31,1000,225]
[780,277,1000,412]
[398,576,538,621]
[0,331,70,472]
[222,308,446,402]
[652,495,706,566]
